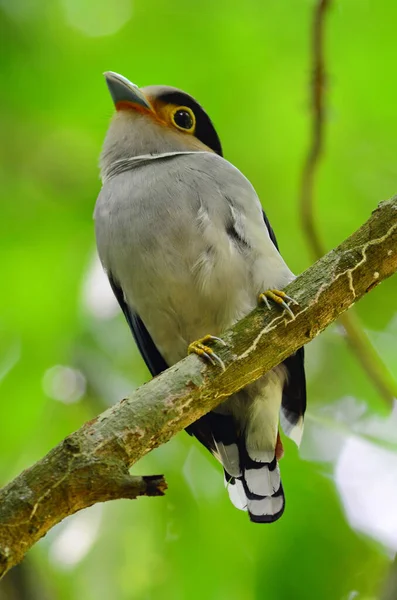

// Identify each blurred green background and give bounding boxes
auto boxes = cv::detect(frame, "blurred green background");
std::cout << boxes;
[1,0,397,598]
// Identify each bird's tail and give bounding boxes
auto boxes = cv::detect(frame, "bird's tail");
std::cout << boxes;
[186,410,286,522]
[225,443,285,523]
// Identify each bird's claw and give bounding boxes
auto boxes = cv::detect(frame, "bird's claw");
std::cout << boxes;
[258,289,298,319]
[188,335,226,371]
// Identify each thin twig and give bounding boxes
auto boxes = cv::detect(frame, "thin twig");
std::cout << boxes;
[300,0,329,258]
[339,312,397,406]
[299,0,397,405]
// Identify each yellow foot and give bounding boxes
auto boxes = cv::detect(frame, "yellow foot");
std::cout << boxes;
[188,335,226,371]
[258,289,298,319]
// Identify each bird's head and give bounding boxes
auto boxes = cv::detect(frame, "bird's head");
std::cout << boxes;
[101,71,222,172]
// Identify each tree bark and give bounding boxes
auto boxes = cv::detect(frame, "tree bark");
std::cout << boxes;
[0,197,396,579]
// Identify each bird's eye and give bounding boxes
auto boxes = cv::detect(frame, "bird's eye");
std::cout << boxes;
[171,106,195,132]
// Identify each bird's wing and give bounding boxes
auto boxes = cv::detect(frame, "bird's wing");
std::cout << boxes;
[108,273,168,376]
[260,209,307,445]
[261,208,278,250]
[281,349,306,445]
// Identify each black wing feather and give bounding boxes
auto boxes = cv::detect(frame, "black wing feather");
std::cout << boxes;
[262,209,279,251]
[108,274,168,376]
[282,349,307,424]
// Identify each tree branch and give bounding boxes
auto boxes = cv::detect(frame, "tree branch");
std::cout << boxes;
[1,197,396,578]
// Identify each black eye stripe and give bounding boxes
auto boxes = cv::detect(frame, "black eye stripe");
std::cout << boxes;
[173,109,194,130]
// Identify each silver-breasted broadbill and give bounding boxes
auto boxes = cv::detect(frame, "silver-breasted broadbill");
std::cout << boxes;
[94,71,306,522]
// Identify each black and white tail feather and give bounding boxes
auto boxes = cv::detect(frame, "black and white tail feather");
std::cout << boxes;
[226,396,304,523]
[225,447,285,524]
[186,388,305,523]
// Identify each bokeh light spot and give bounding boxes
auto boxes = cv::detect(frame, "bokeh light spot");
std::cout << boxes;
[43,365,86,404]
[335,436,397,552]
[61,0,133,37]
[49,505,103,569]
[82,253,119,320]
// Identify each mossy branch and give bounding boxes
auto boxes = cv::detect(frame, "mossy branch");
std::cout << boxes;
[0,197,396,579]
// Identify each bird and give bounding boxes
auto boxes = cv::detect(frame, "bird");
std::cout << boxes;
[95,71,306,523]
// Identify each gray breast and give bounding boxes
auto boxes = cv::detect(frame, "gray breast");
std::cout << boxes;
[94,152,292,364]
